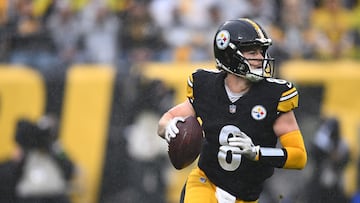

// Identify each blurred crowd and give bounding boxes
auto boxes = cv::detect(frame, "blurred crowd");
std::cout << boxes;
[1,0,360,203]
[0,0,360,73]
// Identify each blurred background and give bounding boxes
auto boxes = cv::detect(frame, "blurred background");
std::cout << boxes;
[0,0,360,202]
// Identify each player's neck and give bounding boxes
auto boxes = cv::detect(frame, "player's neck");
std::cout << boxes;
[224,74,251,94]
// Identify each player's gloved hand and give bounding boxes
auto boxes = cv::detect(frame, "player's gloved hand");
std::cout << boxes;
[165,117,185,143]
[228,131,260,161]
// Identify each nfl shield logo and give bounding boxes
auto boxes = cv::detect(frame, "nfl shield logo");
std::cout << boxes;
[229,104,236,114]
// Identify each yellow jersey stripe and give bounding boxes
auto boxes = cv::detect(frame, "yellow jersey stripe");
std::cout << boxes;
[278,87,299,112]
[280,87,297,101]
[280,90,298,102]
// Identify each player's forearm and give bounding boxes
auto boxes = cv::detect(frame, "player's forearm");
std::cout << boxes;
[256,130,307,169]
[280,130,307,169]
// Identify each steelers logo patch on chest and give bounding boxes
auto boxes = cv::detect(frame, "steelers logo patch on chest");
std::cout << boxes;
[251,105,267,120]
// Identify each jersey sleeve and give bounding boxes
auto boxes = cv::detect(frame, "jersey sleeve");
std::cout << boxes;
[277,85,299,113]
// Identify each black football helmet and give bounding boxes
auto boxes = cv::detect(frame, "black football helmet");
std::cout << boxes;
[214,18,274,81]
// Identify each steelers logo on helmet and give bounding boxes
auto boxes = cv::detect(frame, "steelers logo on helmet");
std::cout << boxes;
[216,30,230,50]
[251,105,267,120]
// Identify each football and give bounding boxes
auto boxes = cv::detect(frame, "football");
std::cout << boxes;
[168,116,204,170]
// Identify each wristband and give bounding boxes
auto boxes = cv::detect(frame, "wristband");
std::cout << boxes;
[258,147,287,168]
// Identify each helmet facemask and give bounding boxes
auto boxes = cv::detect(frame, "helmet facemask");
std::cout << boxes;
[217,42,275,82]
[240,48,275,82]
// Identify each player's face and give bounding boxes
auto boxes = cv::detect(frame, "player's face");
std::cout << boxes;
[242,47,264,70]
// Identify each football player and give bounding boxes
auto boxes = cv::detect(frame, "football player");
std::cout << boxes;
[157,18,307,203]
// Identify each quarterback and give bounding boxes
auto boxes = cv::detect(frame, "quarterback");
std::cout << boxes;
[158,18,307,203]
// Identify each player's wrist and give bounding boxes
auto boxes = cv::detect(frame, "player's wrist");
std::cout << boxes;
[257,147,287,167]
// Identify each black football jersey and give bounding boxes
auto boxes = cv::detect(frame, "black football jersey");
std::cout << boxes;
[186,69,299,201]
